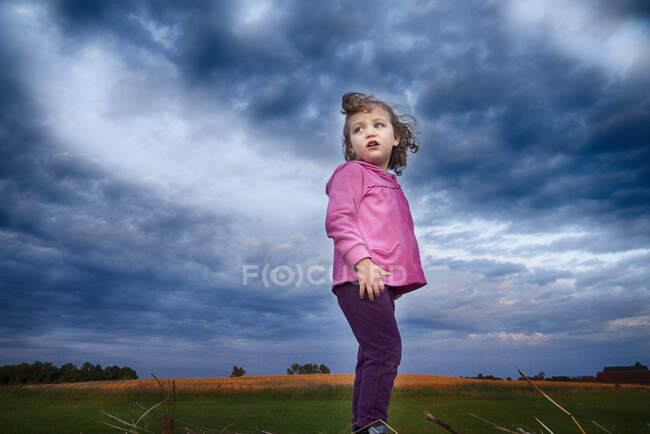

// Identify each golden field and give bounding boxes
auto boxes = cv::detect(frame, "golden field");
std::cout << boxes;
[16,373,647,393]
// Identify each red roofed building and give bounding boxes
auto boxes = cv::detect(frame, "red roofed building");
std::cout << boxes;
[595,361,650,385]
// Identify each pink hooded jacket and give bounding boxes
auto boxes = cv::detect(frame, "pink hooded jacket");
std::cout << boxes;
[325,160,427,297]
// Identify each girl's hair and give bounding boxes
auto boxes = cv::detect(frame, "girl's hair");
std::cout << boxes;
[341,92,419,176]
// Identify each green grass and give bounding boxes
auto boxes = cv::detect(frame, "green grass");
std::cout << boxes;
[0,383,648,433]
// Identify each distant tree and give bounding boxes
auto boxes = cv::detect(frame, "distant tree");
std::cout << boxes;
[0,365,9,385]
[287,363,330,375]
[532,371,545,380]
[91,363,103,381]
[29,361,44,383]
[80,362,95,381]
[548,376,575,382]
[15,363,30,384]
[472,373,502,380]
[59,363,80,383]
[104,365,121,380]
[29,361,58,383]
[300,363,319,374]
[230,366,246,377]
[119,366,138,380]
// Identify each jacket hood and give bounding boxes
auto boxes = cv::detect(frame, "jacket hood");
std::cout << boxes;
[325,160,399,195]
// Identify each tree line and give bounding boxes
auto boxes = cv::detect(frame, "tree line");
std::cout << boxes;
[286,363,330,375]
[463,371,585,382]
[0,361,138,385]
[228,363,332,377]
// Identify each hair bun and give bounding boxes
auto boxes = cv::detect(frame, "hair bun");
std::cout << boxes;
[341,92,369,114]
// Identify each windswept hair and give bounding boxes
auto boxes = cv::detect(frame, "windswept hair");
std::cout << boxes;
[341,92,419,176]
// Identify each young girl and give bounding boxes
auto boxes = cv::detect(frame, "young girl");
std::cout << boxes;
[325,92,427,433]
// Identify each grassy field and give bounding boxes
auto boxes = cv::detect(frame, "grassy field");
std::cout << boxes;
[1,374,648,433]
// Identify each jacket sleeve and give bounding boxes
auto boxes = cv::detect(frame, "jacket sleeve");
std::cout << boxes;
[325,164,371,267]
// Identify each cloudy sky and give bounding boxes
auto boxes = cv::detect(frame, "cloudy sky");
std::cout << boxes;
[1,0,648,379]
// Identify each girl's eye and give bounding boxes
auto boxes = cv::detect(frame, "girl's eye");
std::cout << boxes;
[375,122,385,128]
[353,126,363,134]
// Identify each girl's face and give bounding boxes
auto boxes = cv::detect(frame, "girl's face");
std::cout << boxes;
[347,105,399,172]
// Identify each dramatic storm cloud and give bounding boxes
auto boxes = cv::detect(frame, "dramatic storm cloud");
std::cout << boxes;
[1,0,648,379]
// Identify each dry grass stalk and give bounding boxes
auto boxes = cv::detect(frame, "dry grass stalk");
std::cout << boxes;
[591,420,612,433]
[135,400,165,427]
[103,420,135,432]
[517,368,586,434]
[152,373,176,434]
[101,408,151,433]
[353,418,397,433]
[424,411,461,433]
[337,423,354,434]
[467,412,518,433]
[175,419,225,433]
[134,402,231,433]
[534,417,554,434]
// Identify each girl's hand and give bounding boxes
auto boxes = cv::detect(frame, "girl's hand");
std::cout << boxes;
[354,257,391,301]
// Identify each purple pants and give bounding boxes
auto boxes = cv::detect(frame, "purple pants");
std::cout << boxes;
[333,282,402,428]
